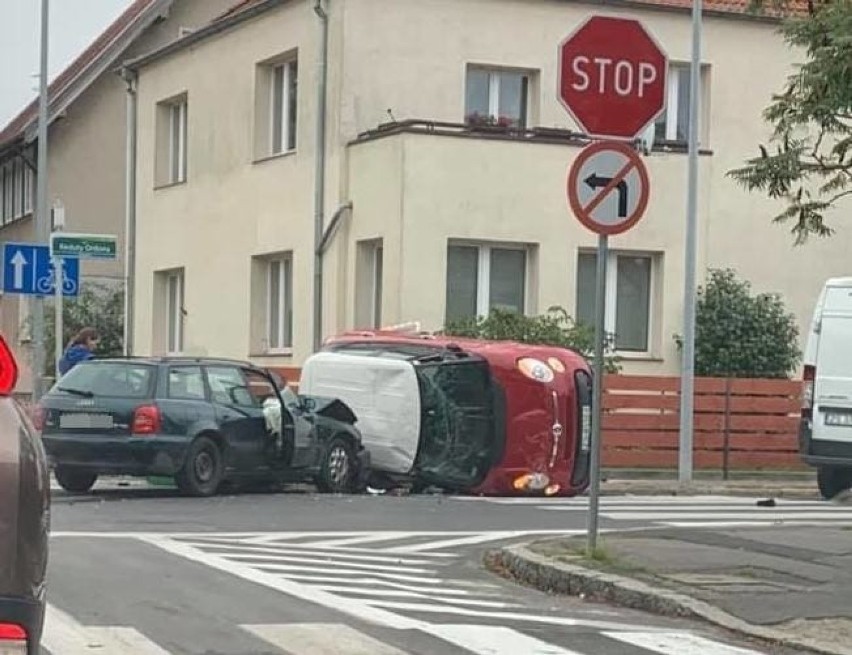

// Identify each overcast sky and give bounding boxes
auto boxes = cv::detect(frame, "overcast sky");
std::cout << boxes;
[0,0,134,127]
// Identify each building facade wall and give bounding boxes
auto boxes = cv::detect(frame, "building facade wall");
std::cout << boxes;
[131,0,849,375]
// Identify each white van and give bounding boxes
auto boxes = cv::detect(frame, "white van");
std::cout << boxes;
[801,277,852,498]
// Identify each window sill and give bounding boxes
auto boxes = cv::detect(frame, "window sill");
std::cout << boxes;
[253,150,296,165]
[154,180,187,191]
[249,349,294,358]
[615,352,664,363]
[652,141,713,156]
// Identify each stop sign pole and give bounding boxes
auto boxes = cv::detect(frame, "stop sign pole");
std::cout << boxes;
[557,15,668,555]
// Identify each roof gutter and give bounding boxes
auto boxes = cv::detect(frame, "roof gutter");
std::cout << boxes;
[122,0,287,72]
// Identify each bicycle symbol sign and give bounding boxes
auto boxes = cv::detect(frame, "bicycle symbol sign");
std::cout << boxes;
[2,243,80,297]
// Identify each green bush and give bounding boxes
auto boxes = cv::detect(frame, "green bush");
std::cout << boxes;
[443,306,620,372]
[675,269,801,378]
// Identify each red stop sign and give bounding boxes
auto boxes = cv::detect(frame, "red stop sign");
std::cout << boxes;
[558,16,668,140]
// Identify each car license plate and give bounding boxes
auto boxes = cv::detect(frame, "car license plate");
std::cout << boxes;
[825,412,852,427]
[580,406,591,451]
[60,413,114,429]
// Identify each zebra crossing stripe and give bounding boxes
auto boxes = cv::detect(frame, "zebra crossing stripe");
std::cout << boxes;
[243,623,410,655]
[42,604,172,655]
[603,631,766,655]
[426,623,586,655]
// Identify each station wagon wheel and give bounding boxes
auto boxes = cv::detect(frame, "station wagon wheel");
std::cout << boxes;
[54,467,98,494]
[176,436,224,497]
[317,437,355,494]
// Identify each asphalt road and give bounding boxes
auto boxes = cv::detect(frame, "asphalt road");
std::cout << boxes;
[42,485,839,655]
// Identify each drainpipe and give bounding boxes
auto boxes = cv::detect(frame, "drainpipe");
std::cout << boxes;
[312,0,329,353]
[120,66,138,357]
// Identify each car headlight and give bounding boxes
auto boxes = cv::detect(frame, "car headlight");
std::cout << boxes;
[517,357,554,383]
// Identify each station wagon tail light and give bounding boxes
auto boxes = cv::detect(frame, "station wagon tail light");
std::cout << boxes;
[517,358,554,384]
[132,405,161,435]
[0,622,26,641]
[0,335,18,395]
[802,365,815,419]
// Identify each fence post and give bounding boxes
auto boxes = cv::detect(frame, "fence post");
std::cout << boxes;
[723,376,732,480]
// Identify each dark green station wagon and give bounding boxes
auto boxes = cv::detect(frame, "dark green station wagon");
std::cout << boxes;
[35,357,369,497]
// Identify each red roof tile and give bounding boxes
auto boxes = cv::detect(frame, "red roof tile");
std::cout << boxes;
[0,0,161,148]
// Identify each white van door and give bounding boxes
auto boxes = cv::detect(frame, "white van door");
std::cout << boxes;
[814,284,852,442]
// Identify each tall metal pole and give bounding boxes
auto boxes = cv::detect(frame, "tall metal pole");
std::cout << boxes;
[678,0,703,484]
[32,0,50,400]
[122,68,138,357]
[587,233,608,555]
[52,200,65,377]
[312,0,329,353]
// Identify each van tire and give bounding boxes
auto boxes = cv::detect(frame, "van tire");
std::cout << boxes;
[54,467,98,493]
[817,465,852,500]
[176,436,224,497]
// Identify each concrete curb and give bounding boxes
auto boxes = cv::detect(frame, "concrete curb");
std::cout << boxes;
[485,543,849,655]
[598,483,819,499]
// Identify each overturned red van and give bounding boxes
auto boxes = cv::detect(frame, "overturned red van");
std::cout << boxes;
[319,330,593,497]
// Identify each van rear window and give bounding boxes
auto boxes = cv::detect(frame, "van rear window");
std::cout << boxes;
[53,362,155,399]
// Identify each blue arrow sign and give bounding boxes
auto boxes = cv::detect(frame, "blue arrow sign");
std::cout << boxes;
[2,242,80,297]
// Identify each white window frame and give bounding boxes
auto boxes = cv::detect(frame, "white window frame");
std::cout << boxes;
[578,250,657,356]
[265,255,293,352]
[169,100,187,183]
[269,59,297,155]
[466,67,530,128]
[656,63,708,144]
[449,242,530,318]
[371,244,383,328]
[166,271,185,354]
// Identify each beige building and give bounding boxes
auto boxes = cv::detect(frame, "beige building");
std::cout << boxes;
[0,0,235,393]
[126,0,850,375]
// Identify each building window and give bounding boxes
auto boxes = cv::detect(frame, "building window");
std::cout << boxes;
[156,94,188,186]
[655,64,709,144]
[255,54,298,160]
[445,243,528,322]
[355,240,383,328]
[169,100,188,183]
[165,270,185,354]
[271,59,298,154]
[465,66,530,129]
[252,253,293,352]
[576,251,657,353]
[0,157,34,225]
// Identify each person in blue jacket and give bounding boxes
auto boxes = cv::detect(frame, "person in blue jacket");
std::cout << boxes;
[58,327,99,376]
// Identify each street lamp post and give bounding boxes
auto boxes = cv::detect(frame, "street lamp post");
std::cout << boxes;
[32,0,50,400]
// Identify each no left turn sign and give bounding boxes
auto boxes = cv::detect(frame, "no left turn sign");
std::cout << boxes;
[567,141,650,236]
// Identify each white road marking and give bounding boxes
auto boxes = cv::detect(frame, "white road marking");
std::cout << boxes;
[248,562,443,584]
[43,604,172,655]
[359,601,666,632]
[603,512,852,521]
[182,541,436,565]
[311,586,519,609]
[388,531,526,553]
[303,533,433,549]
[140,535,428,631]
[426,623,585,655]
[604,630,767,655]
[244,623,410,655]
[216,552,433,574]
[279,574,483,595]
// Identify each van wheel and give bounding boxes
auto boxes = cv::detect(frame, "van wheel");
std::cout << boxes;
[176,436,224,497]
[317,437,355,494]
[817,465,852,500]
[54,467,98,493]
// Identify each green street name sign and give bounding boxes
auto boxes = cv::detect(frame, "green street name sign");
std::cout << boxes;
[51,233,117,260]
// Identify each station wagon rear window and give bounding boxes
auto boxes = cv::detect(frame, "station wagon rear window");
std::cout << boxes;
[54,362,155,398]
